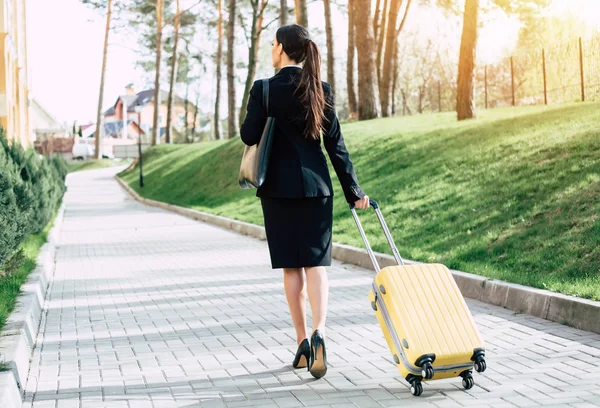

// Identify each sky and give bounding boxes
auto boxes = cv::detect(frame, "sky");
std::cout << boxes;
[27,0,600,126]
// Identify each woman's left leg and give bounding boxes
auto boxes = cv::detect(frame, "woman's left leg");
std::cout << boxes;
[305,266,329,334]
[305,265,329,378]
[283,267,309,344]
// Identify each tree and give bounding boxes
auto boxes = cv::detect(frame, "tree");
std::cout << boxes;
[214,0,224,140]
[323,0,335,96]
[83,0,113,159]
[131,0,198,143]
[151,0,164,145]
[239,0,270,126]
[379,0,401,116]
[375,0,388,91]
[390,0,412,114]
[166,3,197,143]
[346,0,358,118]
[373,0,381,40]
[354,0,380,119]
[294,0,308,27]
[379,0,411,116]
[165,0,180,144]
[280,0,288,24]
[455,0,478,119]
[434,0,551,120]
[227,0,237,139]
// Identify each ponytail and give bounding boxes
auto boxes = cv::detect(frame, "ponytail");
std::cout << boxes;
[275,25,329,139]
[298,40,326,140]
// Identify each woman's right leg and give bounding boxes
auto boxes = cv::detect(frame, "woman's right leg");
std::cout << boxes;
[283,268,309,344]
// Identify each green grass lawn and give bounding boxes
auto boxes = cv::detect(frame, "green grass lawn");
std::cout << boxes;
[68,158,131,173]
[0,223,52,338]
[120,103,600,300]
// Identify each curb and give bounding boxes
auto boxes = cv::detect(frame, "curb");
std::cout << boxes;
[116,176,600,335]
[0,203,66,408]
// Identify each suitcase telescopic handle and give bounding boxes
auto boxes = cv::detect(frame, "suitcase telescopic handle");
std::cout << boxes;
[349,199,405,271]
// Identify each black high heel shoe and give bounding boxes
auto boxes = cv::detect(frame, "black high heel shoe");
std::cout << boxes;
[309,330,327,379]
[292,339,310,369]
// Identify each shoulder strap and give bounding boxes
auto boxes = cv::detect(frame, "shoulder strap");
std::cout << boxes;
[262,78,269,115]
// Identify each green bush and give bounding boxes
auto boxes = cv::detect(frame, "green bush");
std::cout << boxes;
[0,140,33,266]
[0,129,66,270]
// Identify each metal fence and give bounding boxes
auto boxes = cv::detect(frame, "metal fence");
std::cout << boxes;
[397,34,600,115]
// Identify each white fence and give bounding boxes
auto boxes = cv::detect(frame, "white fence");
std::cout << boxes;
[113,144,151,159]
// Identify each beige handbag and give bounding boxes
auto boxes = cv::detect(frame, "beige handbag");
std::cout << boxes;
[239,79,275,189]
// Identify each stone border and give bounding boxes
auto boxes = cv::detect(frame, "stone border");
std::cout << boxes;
[0,203,66,408]
[116,176,600,335]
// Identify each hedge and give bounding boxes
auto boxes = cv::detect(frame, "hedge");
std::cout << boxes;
[0,129,67,271]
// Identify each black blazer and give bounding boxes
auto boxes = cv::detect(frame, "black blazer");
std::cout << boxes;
[240,66,365,204]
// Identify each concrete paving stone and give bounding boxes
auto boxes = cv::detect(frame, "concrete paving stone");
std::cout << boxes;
[29,402,57,408]
[20,168,600,408]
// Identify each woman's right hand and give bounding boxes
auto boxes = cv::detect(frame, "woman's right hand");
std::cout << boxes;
[354,195,370,210]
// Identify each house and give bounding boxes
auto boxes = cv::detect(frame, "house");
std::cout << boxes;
[30,98,69,139]
[103,84,199,143]
[31,98,73,159]
[0,0,33,147]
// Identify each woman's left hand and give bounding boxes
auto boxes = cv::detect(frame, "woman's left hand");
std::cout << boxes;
[354,195,370,210]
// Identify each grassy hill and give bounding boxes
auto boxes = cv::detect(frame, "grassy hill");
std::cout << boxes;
[120,103,600,300]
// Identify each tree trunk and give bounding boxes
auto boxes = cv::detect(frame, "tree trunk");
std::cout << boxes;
[346,0,357,118]
[166,0,180,144]
[294,0,308,27]
[391,42,398,115]
[184,79,190,141]
[456,0,478,120]
[380,0,400,117]
[354,0,380,119]
[152,0,164,145]
[395,0,411,37]
[239,0,268,126]
[375,0,388,91]
[324,0,335,96]
[214,0,223,140]
[373,0,381,40]
[227,0,238,139]
[94,0,112,159]
[280,0,288,25]
[192,82,201,142]
[401,88,411,115]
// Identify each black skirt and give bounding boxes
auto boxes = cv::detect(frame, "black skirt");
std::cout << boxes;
[260,196,333,269]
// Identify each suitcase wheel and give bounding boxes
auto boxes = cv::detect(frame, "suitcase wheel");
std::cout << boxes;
[410,380,423,397]
[379,284,386,294]
[371,301,377,311]
[474,358,487,373]
[461,371,475,390]
[462,374,474,390]
[421,362,434,380]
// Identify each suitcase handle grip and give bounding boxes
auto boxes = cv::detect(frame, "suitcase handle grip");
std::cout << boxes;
[349,199,379,210]
[349,199,405,271]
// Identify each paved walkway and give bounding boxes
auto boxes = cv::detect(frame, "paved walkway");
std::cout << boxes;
[23,168,600,408]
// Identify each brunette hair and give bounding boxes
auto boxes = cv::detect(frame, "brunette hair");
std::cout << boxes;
[275,24,327,139]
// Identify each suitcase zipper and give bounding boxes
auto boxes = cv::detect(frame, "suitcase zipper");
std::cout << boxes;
[373,281,473,375]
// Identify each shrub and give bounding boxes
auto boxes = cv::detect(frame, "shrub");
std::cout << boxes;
[0,129,66,270]
[0,138,34,268]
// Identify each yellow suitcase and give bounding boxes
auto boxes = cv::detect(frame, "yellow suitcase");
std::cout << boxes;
[350,200,487,397]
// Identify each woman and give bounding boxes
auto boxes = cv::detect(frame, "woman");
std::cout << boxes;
[240,24,369,379]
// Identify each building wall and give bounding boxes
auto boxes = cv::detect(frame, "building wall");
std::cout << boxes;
[0,0,32,147]
[139,103,197,129]
[104,95,200,142]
